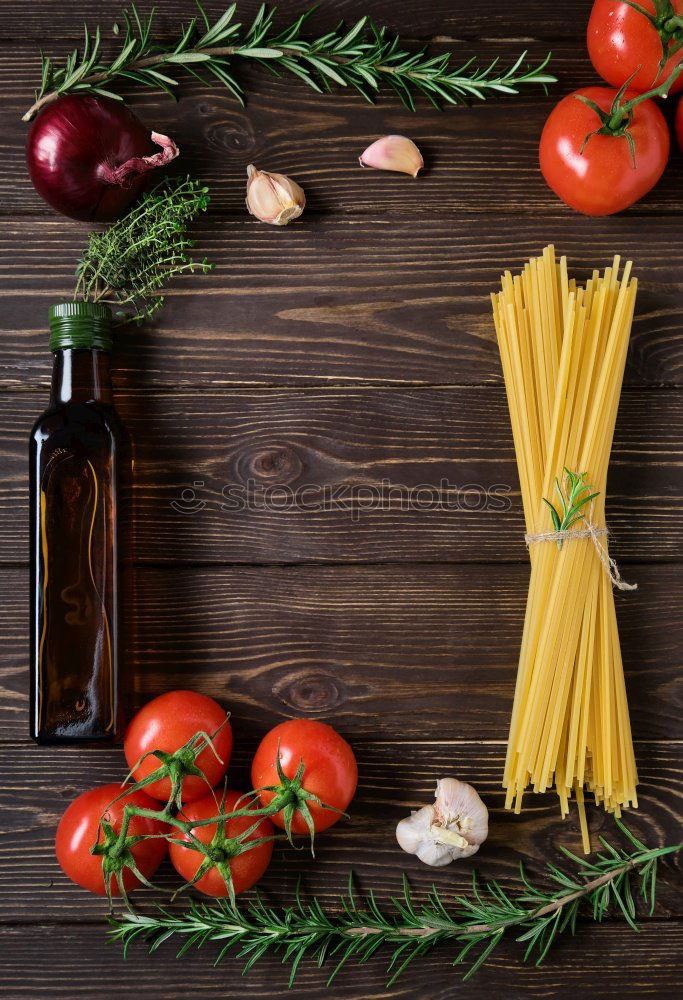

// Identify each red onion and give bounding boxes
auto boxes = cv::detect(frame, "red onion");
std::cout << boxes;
[26,95,179,222]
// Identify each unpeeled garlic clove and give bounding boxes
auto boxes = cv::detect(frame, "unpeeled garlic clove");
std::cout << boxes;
[359,135,423,177]
[396,777,488,867]
[245,164,306,226]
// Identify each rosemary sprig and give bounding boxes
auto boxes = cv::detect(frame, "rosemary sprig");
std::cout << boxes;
[24,2,556,121]
[109,819,681,987]
[542,469,599,548]
[74,175,213,324]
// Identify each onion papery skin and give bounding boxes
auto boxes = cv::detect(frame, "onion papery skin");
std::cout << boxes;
[26,95,177,222]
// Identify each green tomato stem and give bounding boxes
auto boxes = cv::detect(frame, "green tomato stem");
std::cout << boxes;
[610,59,683,129]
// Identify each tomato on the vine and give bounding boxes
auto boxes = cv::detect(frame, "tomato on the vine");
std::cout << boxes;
[677,95,683,149]
[124,690,232,803]
[55,784,168,897]
[251,719,358,836]
[588,1,683,95]
[539,86,670,215]
[169,790,274,898]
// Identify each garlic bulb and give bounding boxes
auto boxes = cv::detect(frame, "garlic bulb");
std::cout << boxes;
[359,135,423,177]
[245,164,305,226]
[396,778,488,866]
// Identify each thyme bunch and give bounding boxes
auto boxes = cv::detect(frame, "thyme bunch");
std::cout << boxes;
[24,2,556,121]
[75,175,213,324]
[109,820,681,986]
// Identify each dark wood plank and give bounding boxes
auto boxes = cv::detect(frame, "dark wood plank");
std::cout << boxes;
[1,563,681,743]
[1,216,681,390]
[0,1,596,43]
[0,45,579,218]
[2,387,681,564]
[1,742,681,924]
[3,920,683,999]
[2,920,681,999]
[4,45,683,219]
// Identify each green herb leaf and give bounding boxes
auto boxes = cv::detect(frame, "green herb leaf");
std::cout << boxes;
[165,51,213,63]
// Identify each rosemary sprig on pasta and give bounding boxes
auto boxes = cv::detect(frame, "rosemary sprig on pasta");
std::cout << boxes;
[542,469,600,549]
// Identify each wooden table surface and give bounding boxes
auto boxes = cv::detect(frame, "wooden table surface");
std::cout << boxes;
[1,1,682,997]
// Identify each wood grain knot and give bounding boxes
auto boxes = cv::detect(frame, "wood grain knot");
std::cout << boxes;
[206,118,255,153]
[275,672,345,713]
[237,443,304,486]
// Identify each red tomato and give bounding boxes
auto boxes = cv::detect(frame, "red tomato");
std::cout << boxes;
[124,690,232,803]
[251,720,358,835]
[539,87,670,215]
[677,95,683,149]
[169,790,274,897]
[588,0,683,95]
[55,784,167,896]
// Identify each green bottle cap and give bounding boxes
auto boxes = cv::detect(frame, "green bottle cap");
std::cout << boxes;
[48,302,113,352]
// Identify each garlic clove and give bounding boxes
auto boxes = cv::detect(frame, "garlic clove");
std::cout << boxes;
[245,164,306,226]
[433,777,488,849]
[396,778,488,867]
[396,805,435,855]
[359,135,424,177]
[397,806,459,867]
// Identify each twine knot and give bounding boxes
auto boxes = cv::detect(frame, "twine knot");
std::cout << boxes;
[524,521,637,592]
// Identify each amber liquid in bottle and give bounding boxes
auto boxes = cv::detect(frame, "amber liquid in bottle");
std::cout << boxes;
[30,304,126,743]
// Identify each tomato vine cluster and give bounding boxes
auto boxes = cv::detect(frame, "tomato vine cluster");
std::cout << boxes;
[55,691,358,905]
[540,0,683,215]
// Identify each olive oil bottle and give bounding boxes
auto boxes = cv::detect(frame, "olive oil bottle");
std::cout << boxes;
[29,302,127,744]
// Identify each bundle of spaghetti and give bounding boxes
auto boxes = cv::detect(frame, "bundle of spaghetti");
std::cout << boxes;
[491,246,638,851]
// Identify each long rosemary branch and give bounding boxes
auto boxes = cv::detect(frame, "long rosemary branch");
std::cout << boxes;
[24,2,556,121]
[109,820,681,986]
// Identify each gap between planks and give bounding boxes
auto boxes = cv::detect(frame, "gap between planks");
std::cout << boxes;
[1,739,681,748]
[1,385,679,395]
[2,205,682,219]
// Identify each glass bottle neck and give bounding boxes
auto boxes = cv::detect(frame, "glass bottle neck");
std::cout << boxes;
[50,349,113,405]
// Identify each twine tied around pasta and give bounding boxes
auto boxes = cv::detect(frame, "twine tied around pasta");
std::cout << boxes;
[524,521,637,591]
[525,469,637,591]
